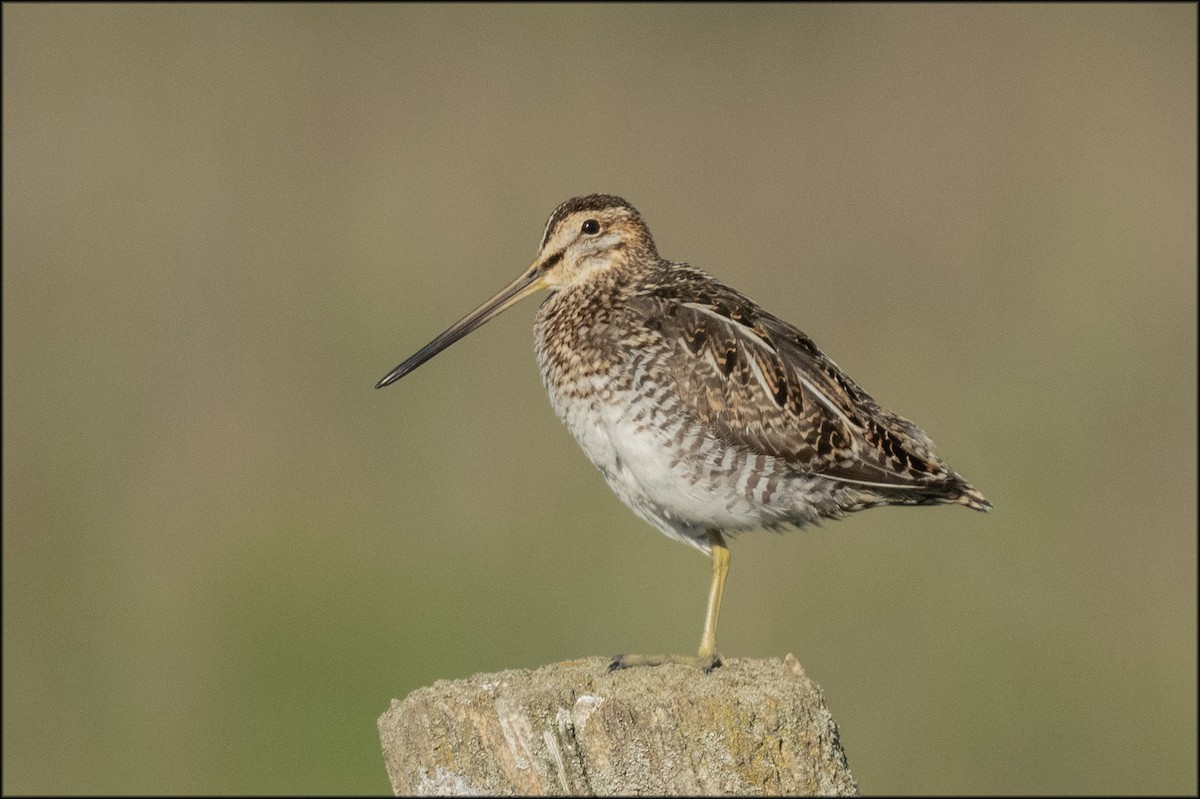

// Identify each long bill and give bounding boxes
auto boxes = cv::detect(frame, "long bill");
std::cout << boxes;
[376,263,549,389]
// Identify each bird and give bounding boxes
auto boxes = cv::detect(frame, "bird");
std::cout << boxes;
[376,194,991,672]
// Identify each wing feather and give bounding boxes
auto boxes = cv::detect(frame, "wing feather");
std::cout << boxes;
[626,279,953,492]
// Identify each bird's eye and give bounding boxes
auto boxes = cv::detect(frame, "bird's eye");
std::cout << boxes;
[581,219,601,235]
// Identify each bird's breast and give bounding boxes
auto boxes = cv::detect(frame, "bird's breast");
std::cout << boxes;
[533,302,803,544]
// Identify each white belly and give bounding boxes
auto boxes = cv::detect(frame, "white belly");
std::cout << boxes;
[548,375,796,553]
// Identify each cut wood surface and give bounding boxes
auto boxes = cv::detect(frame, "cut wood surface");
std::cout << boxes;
[378,653,858,796]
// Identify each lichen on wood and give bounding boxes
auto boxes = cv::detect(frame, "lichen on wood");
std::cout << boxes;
[378,654,858,796]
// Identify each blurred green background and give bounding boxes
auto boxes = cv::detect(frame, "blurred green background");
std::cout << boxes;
[3,4,1195,795]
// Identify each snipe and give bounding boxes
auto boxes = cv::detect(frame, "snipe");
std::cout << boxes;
[377,194,990,672]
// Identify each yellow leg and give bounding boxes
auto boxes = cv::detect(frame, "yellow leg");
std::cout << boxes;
[697,528,729,663]
[608,528,729,674]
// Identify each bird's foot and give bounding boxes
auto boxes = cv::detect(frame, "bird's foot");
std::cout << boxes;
[607,652,722,673]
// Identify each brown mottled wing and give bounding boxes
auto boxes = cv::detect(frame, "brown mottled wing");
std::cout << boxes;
[626,280,952,491]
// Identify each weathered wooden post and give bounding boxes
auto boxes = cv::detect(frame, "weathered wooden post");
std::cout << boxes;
[378,654,858,796]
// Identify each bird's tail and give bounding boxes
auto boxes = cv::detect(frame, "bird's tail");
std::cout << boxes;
[952,481,992,512]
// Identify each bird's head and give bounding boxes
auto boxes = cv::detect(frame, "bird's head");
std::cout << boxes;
[376,194,655,388]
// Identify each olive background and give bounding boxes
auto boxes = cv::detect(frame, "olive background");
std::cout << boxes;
[4,5,1195,794]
